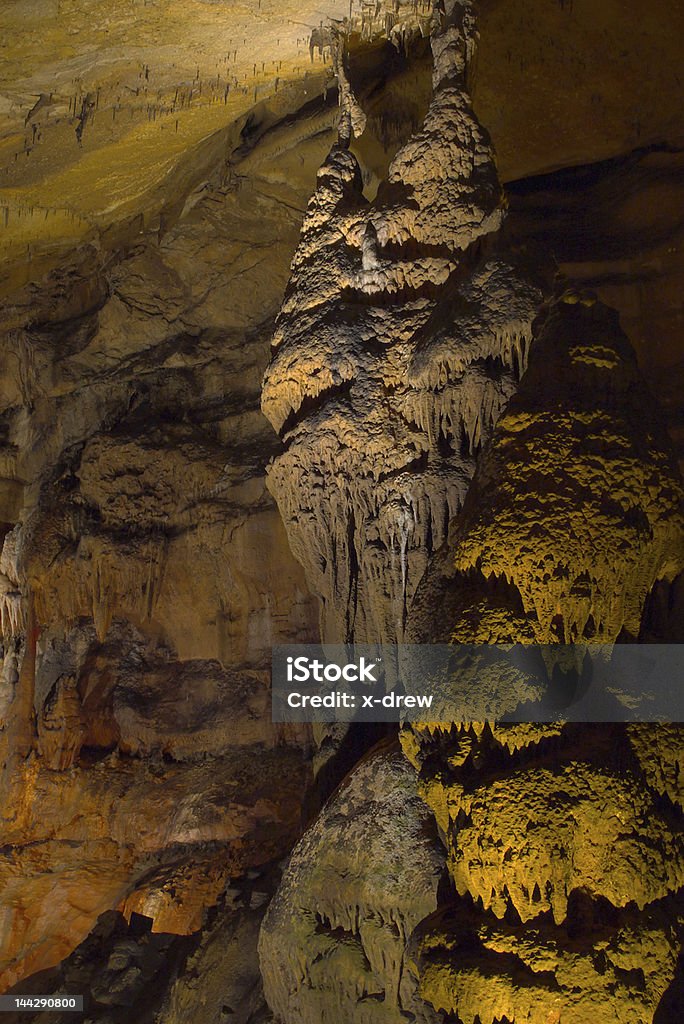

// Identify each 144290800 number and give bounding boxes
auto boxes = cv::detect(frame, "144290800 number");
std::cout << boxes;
[0,996,83,1012]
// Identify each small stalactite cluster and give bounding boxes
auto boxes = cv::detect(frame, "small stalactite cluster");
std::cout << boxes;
[33,534,168,643]
[444,295,684,647]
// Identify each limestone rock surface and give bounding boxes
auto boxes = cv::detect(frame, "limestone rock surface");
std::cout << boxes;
[0,134,322,987]
[409,898,684,1024]
[0,0,683,1016]
[402,295,684,1023]
[258,746,445,1024]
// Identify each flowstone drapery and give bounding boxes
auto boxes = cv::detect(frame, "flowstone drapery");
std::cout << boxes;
[402,295,684,1023]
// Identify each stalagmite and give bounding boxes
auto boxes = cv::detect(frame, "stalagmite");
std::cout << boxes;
[258,748,444,1024]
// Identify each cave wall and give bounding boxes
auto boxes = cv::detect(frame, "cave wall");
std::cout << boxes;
[0,122,326,990]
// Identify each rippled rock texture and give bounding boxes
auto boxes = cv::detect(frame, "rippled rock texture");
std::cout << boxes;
[258,4,684,1020]
[0,140,321,988]
[0,0,683,1018]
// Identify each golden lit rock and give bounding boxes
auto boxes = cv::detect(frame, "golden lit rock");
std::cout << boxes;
[0,0,682,1016]
[403,294,684,1023]
[410,900,683,1024]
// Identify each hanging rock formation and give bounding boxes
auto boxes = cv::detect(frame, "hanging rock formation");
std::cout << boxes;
[259,5,683,1019]
[408,897,683,1024]
[261,0,541,643]
[0,0,683,1017]
[406,293,684,651]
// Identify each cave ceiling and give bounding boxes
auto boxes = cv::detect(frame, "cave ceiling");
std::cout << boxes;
[1,0,684,289]
[1,0,683,479]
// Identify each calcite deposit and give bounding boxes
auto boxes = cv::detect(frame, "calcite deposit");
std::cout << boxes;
[0,137,321,990]
[409,294,684,647]
[262,0,541,643]
[409,899,684,1024]
[257,4,682,1020]
[400,295,684,1023]
[258,745,445,1024]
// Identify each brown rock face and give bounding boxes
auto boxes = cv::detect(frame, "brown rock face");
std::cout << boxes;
[473,0,684,183]
[262,0,541,644]
[0,742,307,990]
[0,142,321,988]
[0,0,682,1017]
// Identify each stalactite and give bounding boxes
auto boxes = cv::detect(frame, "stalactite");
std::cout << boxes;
[37,674,86,771]
[0,527,25,639]
[262,0,541,643]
